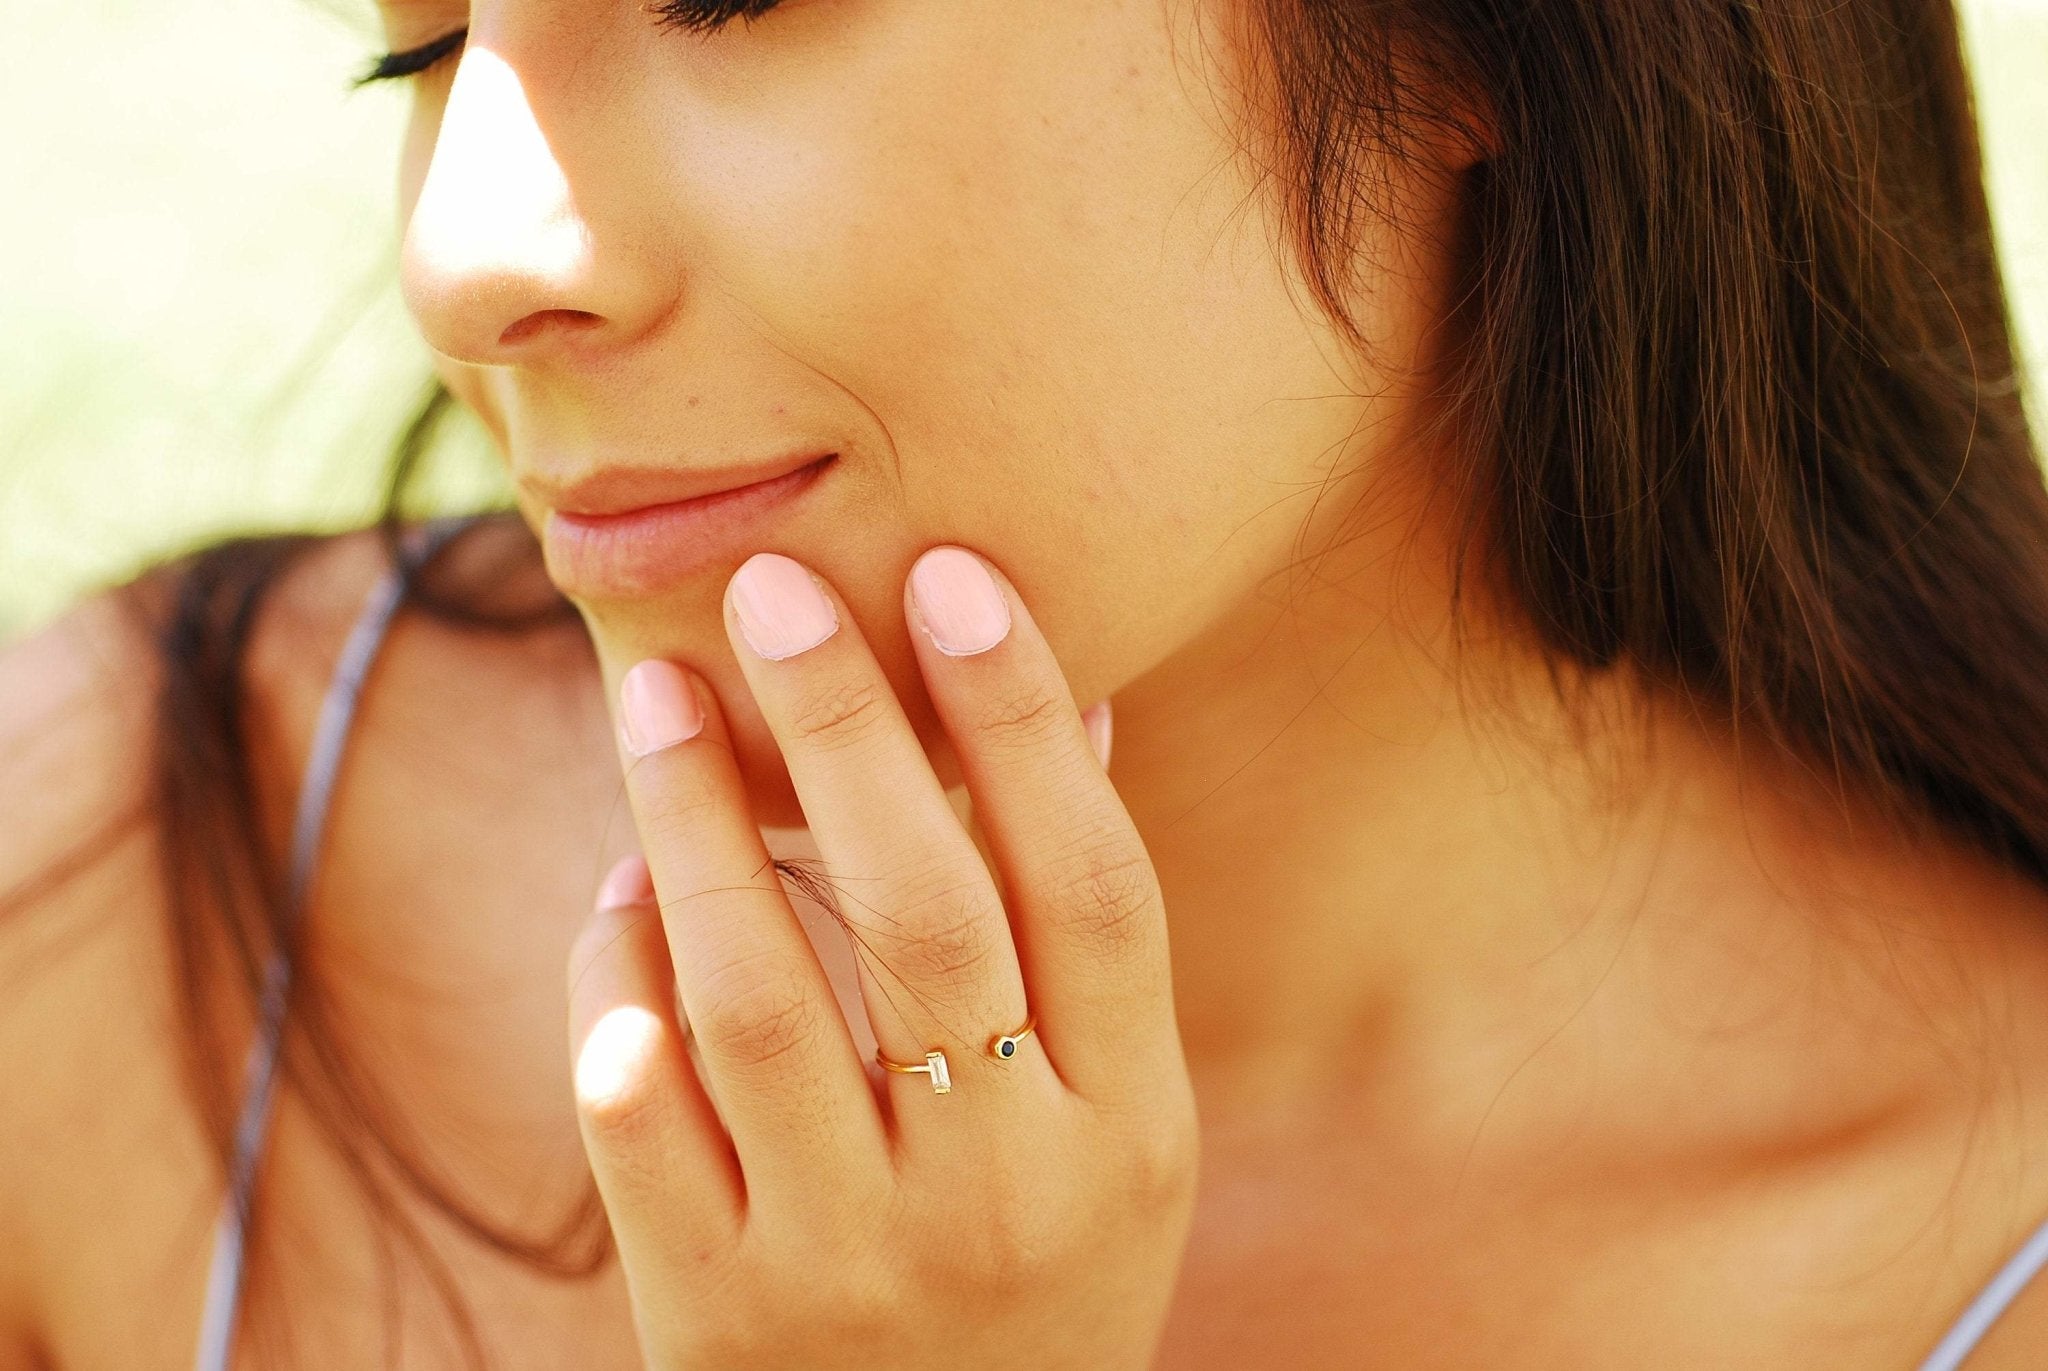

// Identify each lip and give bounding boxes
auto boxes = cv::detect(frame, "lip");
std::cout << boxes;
[540,452,837,597]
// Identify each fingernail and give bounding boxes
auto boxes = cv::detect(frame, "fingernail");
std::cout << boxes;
[731,553,840,660]
[910,547,1011,656]
[619,660,704,756]
[1082,699,1113,769]
[595,853,654,910]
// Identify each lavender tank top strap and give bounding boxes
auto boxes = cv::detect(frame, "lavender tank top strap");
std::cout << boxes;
[192,514,483,1371]
[1918,1210,2048,1370]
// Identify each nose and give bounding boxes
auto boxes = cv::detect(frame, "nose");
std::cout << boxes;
[399,42,678,366]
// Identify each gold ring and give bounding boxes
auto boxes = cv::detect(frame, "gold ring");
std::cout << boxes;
[988,1012,1035,1061]
[875,1012,1036,1094]
[876,1048,953,1094]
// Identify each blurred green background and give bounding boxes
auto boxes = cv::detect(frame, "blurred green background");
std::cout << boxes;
[4,0,2046,643]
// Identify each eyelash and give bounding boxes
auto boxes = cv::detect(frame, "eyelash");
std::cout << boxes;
[351,0,786,88]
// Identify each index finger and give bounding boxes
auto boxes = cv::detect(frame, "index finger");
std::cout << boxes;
[902,547,1180,1106]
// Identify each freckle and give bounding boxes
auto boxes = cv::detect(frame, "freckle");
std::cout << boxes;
[686,395,701,408]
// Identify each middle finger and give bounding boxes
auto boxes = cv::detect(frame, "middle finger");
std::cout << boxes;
[722,552,1048,1117]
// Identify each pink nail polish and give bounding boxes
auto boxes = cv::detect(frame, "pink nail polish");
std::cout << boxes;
[731,553,840,660]
[910,547,1011,656]
[619,660,704,756]
[596,854,654,910]
[1082,699,1113,769]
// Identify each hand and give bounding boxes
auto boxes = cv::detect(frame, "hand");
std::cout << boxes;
[565,546,1199,1370]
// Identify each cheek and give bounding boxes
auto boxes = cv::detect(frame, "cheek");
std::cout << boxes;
[695,7,1383,682]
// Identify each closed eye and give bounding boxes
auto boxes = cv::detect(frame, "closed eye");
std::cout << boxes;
[350,27,467,88]
[643,0,788,37]
[349,0,787,90]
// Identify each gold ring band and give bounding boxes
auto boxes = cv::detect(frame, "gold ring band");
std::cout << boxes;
[875,1012,1036,1094]
[988,1012,1036,1061]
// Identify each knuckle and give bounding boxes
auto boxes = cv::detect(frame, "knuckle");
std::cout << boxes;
[886,876,1004,988]
[1118,1118,1201,1216]
[958,1194,1071,1291]
[904,1151,1070,1294]
[693,953,826,1073]
[773,1249,903,1342]
[704,991,817,1076]
[1045,842,1161,961]
[785,678,891,754]
[573,1020,677,1152]
[577,1071,666,1151]
[971,684,1068,751]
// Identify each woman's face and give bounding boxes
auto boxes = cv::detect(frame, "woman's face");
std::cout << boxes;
[390,0,1461,820]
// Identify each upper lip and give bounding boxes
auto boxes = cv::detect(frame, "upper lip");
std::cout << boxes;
[531,451,835,517]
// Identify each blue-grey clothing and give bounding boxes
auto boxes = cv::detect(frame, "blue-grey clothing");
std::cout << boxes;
[192,514,480,1371]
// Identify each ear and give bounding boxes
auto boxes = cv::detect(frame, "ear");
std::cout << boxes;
[1394,34,1504,173]
[1439,92,1504,172]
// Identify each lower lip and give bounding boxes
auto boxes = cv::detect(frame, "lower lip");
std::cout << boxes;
[542,454,836,598]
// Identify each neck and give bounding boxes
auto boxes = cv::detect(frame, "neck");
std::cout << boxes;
[1080,459,2038,1171]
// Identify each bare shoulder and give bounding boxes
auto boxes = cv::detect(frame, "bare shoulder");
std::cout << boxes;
[1919,865,2048,1369]
[0,573,187,1370]
[1835,845,2048,1369]
[0,518,582,1369]
[0,521,426,946]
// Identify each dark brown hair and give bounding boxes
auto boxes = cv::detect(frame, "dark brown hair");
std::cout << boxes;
[14,0,2048,1365]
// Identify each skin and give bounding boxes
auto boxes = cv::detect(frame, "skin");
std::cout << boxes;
[572,558,1197,1366]
[391,0,1460,1096]
[9,0,2048,1366]
[380,0,2048,1363]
